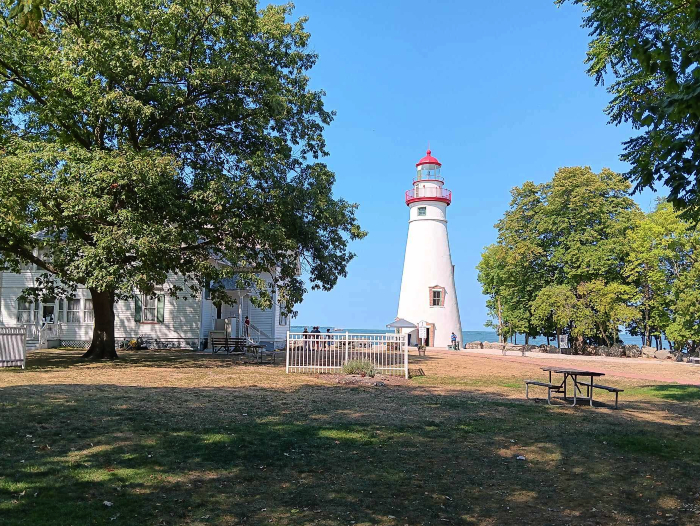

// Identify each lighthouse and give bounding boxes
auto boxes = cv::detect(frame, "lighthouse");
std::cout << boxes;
[397,149,462,348]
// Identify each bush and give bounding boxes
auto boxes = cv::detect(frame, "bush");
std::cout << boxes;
[342,359,377,378]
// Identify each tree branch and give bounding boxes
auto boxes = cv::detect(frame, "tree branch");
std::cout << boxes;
[0,238,59,274]
[0,57,92,149]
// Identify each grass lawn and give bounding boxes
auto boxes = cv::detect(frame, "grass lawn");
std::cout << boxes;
[1,349,700,525]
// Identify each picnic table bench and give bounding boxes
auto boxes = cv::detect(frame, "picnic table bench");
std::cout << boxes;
[525,367,623,408]
[246,343,277,364]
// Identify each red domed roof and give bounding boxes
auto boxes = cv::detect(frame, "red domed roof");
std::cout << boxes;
[416,149,441,167]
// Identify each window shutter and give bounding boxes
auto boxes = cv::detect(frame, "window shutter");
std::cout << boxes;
[134,295,142,322]
[58,299,64,323]
[156,295,165,323]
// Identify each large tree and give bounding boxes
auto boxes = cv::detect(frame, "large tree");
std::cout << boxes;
[558,0,700,217]
[478,167,641,346]
[0,0,364,359]
[624,201,687,347]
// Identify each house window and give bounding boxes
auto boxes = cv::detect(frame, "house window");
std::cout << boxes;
[417,207,426,216]
[19,261,33,271]
[66,299,81,323]
[84,299,94,323]
[279,312,288,326]
[17,299,35,323]
[135,294,165,323]
[57,299,65,323]
[430,287,445,307]
[143,296,157,322]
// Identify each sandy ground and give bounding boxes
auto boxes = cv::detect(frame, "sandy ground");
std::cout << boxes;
[418,347,700,385]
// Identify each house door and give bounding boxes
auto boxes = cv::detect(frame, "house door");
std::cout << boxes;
[424,328,430,346]
[42,304,55,324]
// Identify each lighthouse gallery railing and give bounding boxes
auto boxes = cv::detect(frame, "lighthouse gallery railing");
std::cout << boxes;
[405,187,452,204]
[286,332,409,378]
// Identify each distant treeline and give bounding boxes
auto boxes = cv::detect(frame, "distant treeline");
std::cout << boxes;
[477,167,700,353]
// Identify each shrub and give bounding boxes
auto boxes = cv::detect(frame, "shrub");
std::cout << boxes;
[342,359,377,378]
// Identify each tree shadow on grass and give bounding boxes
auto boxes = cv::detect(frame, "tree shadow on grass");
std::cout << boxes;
[1,382,699,525]
[635,384,700,402]
[20,349,285,371]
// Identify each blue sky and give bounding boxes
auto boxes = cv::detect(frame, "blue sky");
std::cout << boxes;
[289,0,662,330]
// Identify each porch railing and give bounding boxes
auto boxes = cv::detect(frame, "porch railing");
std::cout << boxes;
[39,323,62,348]
[286,332,408,378]
[246,322,270,344]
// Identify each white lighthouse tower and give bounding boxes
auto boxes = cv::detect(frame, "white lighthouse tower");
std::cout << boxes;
[397,149,462,348]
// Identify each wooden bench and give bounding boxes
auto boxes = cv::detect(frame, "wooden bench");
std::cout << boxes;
[524,380,559,405]
[590,384,624,409]
[211,336,246,356]
[526,380,623,408]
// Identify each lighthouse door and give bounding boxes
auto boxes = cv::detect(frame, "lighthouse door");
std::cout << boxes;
[418,321,431,347]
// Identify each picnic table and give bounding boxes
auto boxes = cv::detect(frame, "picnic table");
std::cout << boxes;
[525,366,623,409]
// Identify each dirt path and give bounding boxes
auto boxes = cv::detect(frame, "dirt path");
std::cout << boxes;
[458,350,700,385]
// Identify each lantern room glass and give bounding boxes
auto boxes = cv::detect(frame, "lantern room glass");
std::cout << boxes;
[416,164,442,181]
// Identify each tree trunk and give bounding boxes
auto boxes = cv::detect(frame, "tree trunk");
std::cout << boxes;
[643,313,650,348]
[643,281,651,347]
[525,333,529,345]
[82,289,118,361]
[556,327,561,349]
[497,297,504,343]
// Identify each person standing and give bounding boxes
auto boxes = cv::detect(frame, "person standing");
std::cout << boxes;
[311,325,321,351]
[244,315,250,337]
[302,327,309,351]
[450,332,457,350]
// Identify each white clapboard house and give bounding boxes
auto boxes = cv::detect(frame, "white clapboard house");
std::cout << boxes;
[0,264,290,351]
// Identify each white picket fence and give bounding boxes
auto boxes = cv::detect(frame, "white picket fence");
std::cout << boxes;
[286,332,409,378]
[0,327,27,369]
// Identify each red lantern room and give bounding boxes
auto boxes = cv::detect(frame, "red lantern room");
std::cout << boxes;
[405,149,452,206]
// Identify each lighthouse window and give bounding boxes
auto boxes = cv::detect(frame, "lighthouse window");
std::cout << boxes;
[431,288,444,307]
[417,207,426,216]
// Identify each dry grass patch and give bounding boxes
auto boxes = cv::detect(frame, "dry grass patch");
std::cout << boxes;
[0,349,699,525]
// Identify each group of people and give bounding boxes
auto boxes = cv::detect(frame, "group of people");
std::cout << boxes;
[301,326,333,350]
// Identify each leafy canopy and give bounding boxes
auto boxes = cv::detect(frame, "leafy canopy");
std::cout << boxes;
[558,0,700,218]
[478,166,641,345]
[0,0,365,355]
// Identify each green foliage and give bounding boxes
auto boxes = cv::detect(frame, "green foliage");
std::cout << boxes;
[624,201,686,345]
[557,0,700,218]
[573,280,639,345]
[478,166,640,346]
[341,359,376,378]
[480,166,700,351]
[532,285,576,332]
[0,0,365,357]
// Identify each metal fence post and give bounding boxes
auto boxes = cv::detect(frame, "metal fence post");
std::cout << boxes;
[285,331,290,373]
[404,334,409,379]
[344,331,349,365]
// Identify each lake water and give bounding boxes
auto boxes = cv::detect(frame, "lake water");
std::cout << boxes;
[291,326,652,347]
